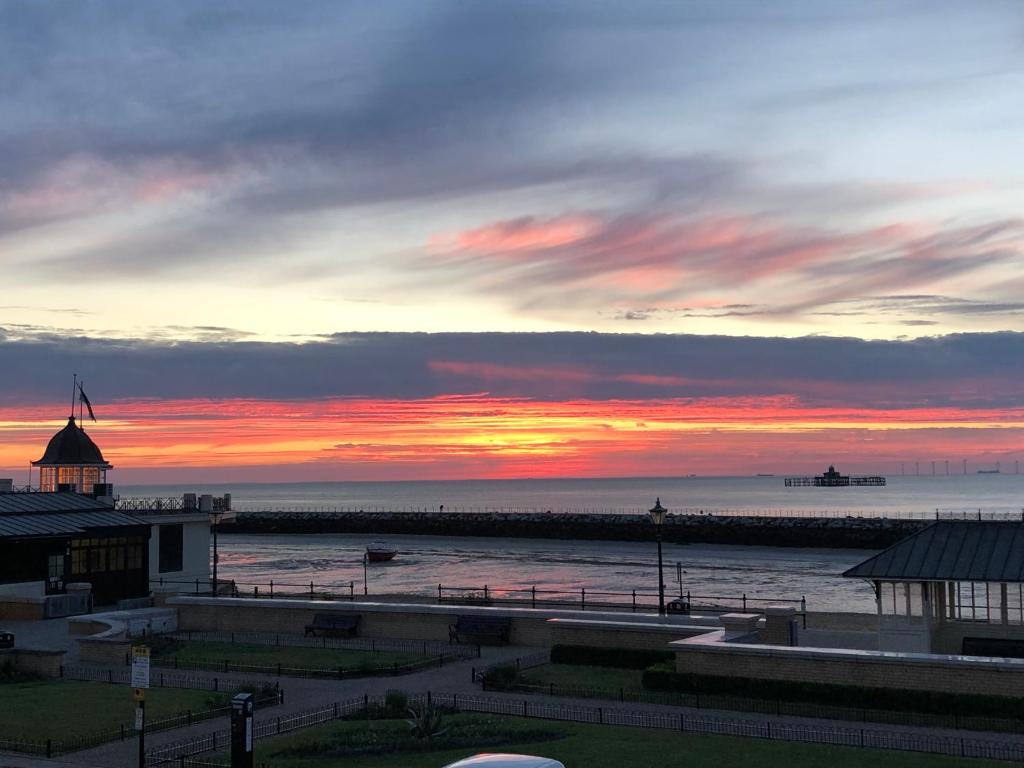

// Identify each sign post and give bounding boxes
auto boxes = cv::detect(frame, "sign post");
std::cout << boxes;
[131,646,150,768]
[231,692,254,768]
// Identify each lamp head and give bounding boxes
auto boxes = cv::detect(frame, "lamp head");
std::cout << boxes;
[648,497,668,526]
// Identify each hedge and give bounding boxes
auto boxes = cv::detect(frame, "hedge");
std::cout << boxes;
[549,645,674,670]
[642,663,1024,719]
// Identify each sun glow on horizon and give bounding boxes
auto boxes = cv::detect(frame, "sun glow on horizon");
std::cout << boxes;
[2,395,1023,483]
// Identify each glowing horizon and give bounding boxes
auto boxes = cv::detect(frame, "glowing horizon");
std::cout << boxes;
[2,394,1022,484]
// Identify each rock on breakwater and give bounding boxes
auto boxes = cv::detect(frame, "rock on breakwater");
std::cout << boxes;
[231,511,929,549]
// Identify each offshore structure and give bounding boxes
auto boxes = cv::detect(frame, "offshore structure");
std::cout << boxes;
[784,465,886,487]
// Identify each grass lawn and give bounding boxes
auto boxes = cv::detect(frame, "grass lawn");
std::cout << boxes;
[150,640,427,671]
[243,714,1008,768]
[0,680,234,742]
[517,663,644,693]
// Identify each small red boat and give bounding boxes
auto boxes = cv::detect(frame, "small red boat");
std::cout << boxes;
[366,542,397,562]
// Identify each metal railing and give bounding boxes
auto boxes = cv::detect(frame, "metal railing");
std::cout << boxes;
[147,690,1024,765]
[150,577,358,600]
[149,577,807,626]
[117,496,187,512]
[437,583,807,625]
[935,507,1024,521]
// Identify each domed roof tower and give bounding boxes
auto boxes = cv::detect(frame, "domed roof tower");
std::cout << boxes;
[32,416,112,493]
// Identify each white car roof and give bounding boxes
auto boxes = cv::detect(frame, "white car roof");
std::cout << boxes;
[441,754,565,768]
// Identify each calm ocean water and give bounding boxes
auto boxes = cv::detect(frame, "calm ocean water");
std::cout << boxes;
[123,475,1024,614]
[122,474,1024,516]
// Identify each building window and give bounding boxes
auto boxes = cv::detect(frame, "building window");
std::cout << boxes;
[158,524,183,573]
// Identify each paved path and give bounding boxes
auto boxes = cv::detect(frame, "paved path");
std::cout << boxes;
[72,645,527,767]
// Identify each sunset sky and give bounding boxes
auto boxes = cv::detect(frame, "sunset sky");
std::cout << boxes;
[2,2,1023,481]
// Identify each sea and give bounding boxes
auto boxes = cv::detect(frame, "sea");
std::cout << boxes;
[123,475,1024,615]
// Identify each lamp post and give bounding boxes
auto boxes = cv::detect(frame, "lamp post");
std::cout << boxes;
[210,508,224,597]
[649,498,667,616]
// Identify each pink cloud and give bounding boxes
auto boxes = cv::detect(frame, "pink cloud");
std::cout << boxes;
[423,211,1023,320]
[429,215,600,254]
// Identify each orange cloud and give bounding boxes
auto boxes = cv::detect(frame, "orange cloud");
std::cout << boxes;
[2,395,1023,482]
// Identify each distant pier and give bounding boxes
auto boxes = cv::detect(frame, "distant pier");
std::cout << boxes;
[785,465,886,488]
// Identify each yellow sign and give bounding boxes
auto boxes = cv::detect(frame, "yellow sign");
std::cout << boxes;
[133,687,145,702]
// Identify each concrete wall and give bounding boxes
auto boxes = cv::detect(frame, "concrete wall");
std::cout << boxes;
[672,632,1024,698]
[149,519,209,591]
[549,618,706,650]
[169,596,715,650]
[0,580,46,598]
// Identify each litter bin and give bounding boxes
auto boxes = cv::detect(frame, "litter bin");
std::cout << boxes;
[667,598,690,615]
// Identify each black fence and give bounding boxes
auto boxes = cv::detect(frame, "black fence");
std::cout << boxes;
[490,679,1024,736]
[148,652,465,680]
[147,690,1024,765]
[0,688,281,758]
[165,630,477,659]
[61,664,277,694]
[473,654,1024,736]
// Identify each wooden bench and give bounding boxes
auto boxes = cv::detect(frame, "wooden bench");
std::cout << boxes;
[449,615,511,645]
[304,613,360,638]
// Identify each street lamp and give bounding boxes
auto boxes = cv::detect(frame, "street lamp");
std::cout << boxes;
[649,497,667,616]
[210,508,225,597]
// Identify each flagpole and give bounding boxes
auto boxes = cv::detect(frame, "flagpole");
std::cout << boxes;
[71,374,78,418]
[79,381,84,424]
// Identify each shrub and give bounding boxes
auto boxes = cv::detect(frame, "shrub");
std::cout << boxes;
[385,690,408,717]
[479,664,519,691]
[0,660,43,683]
[143,636,183,657]
[550,644,674,670]
[406,702,446,741]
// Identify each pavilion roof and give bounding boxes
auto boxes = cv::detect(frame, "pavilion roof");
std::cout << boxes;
[843,521,1024,583]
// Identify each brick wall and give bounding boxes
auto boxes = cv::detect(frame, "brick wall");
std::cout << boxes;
[931,621,1024,655]
[78,638,132,666]
[0,600,45,621]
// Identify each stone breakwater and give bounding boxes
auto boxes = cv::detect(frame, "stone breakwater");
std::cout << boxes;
[231,511,930,549]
